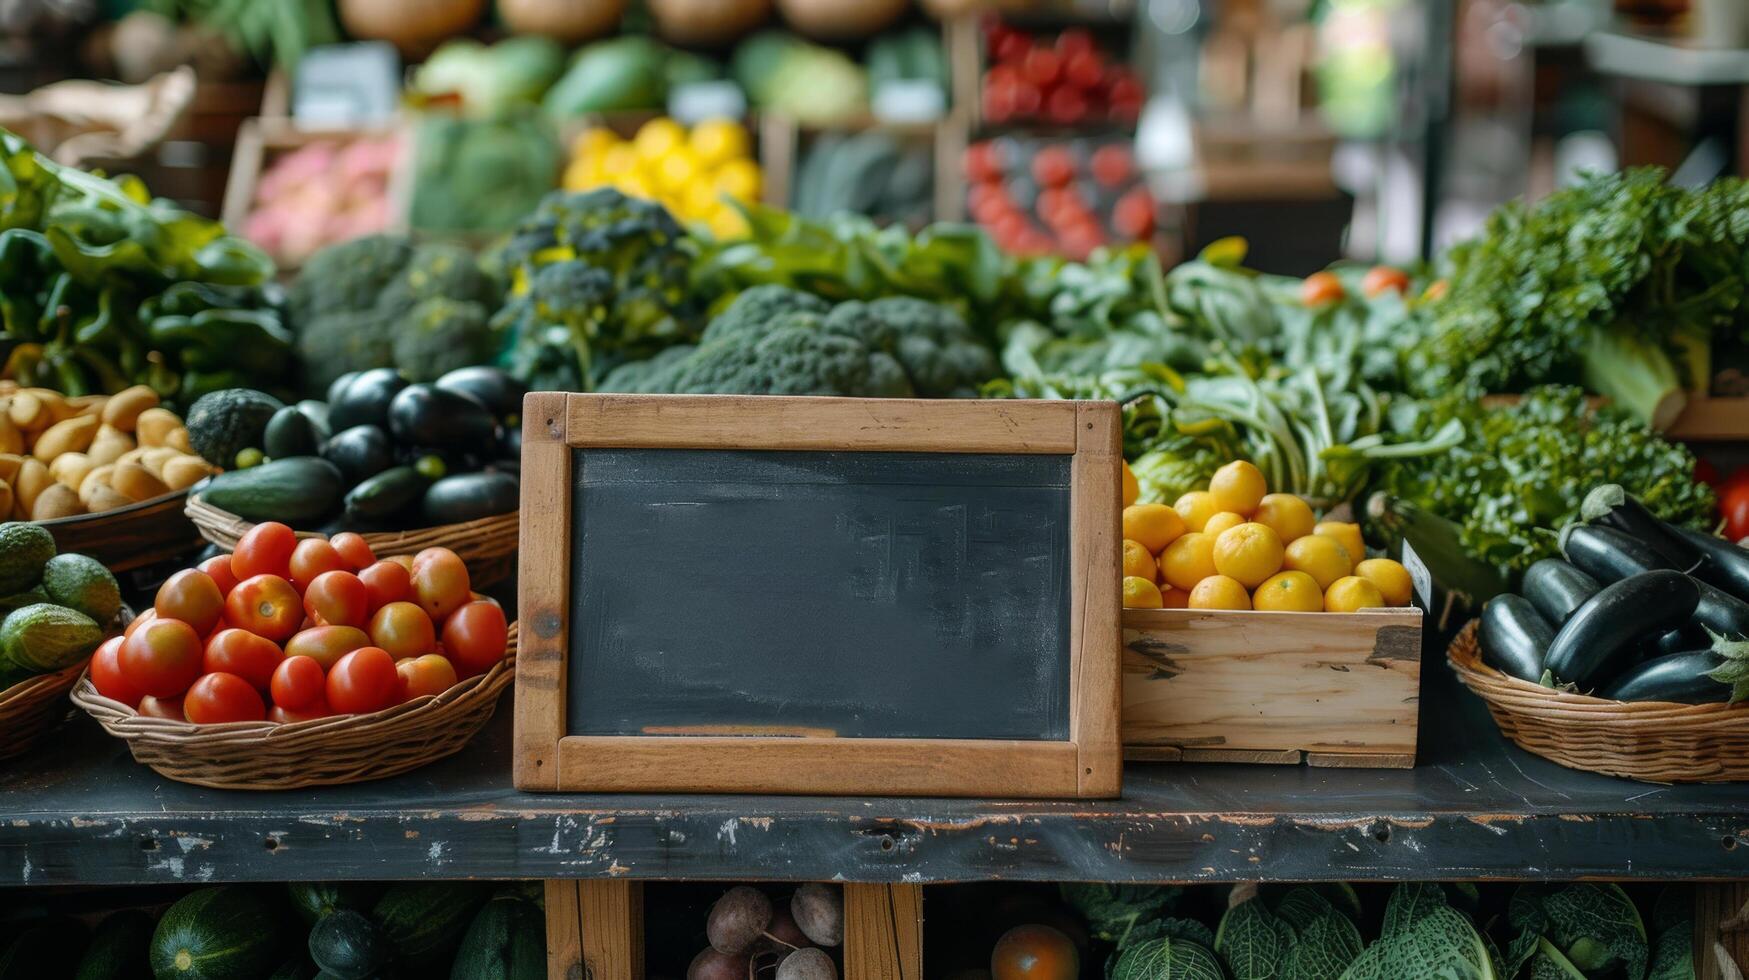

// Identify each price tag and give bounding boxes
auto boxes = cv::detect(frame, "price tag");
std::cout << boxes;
[872,80,946,124]
[1400,537,1433,610]
[294,42,400,127]
[669,82,746,126]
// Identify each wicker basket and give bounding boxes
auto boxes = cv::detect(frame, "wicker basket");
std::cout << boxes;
[38,490,202,572]
[71,624,518,789]
[0,603,133,761]
[185,494,519,587]
[1449,620,1749,783]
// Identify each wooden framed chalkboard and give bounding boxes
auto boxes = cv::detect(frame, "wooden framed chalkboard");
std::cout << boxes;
[513,394,1121,798]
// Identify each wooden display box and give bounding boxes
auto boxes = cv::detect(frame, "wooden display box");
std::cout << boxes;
[1121,607,1423,768]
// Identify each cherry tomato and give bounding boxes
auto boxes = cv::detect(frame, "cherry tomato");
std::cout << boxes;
[1301,271,1346,308]
[304,570,369,628]
[89,636,141,708]
[1722,468,1749,541]
[327,647,399,714]
[397,653,458,701]
[991,925,1078,980]
[183,672,265,724]
[442,601,508,677]
[329,532,377,570]
[284,625,371,671]
[198,554,239,597]
[203,629,284,691]
[120,618,203,698]
[411,552,471,623]
[368,602,436,659]
[233,521,297,580]
[270,655,327,711]
[225,574,303,642]
[1362,265,1411,298]
[123,608,156,639]
[137,695,185,720]
[360,560,412,614]
[1421,279,1449,302]
[155,569,224,636]
[270,702,332,724]
[289,538,346,593]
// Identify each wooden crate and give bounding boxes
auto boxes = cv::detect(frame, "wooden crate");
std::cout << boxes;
[1121,607,1422,768]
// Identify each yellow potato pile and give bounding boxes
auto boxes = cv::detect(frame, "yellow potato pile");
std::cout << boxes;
[1120,459,1413,613]
[0,383,215,521]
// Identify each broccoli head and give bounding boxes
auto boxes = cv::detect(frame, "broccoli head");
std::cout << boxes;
[668,311,912,397]
[295,307,396,392]
[701,285,832,345]
[380,242,500,313]
[492,263,615,391]
[598,343,698,393]
[286,235,414,325]
[391,297,496,383]
[823,296,998,397]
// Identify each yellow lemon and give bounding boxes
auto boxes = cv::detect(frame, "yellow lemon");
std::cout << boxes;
[1159,532,1217,591]
[1174,491,1220,532]
[708,205,750,240]
[1211,522,1285,589]
[1314,521,1366,565]
[1325,575,1386,613]
[572,126,619,158]
[1201,511,1245,539]
[1252,570,1323,612]
[1254,492,1315,543]
[1121,539,1156,582]
[655,149,701,192]
[1282,534,1353,590]
[1355,558,1414,607]
[600,143,638,180]
[1189,575,1251,610]
[1208,460,1267,516]
[1123,504,1185,554]
[1121,461,1139,507]
[1161,587,1190,609]
[633,117,686,163]
[1122,576,1164,609]
[688,118,751,168]
[713,158,762,202]
[562,158,602,192]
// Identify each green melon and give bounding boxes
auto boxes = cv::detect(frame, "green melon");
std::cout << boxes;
[0,523,54,595]
[39,553,121,625]
[0,603,102,675]
[149,886,286,980]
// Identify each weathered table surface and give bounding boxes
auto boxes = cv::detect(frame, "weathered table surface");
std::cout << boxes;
[3,634,1747,887]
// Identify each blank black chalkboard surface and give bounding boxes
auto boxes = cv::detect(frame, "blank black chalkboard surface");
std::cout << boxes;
[513,394,1122,798]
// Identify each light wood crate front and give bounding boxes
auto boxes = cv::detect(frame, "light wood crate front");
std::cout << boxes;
[1122,607,1423,769]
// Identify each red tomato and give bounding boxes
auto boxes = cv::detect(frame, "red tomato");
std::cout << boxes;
[368,602,436,659]
[232,521,297,580]
[120,618,203,698]
[123,607,156,639]
[203,629,284,691]
[1055,27,1095,58]
[1030,146,1076,189]
[1112,187,1156,240]
[992,30,1030,64]
[184,673,265,724]
[412,551,471,622]
[327,647,399,714]
[155,569,224,636]
[359,560,412,614]
[385,554,414,573]
[1021,47,1061,87]
[1696,457,1723,489]
[89,636,141,708]
[1044,86,1088,125]
[136,695,185,720]
[1063,48,1106,89]
[225,574,303,642]
[270,702,331,724]
[1010,81,1042,117]
[1089,143,1134,188]
[1362,266,1411,298]
[304,570,369,628]
[397,653,459,701]
[962,141,1001,183]
[198,555,239,597]
[1301,271,1346,308]
[289,538,346,593]
[284,625,371,671]
[329,532,376,570]
[443,601,508,677]
[270,655,327,710]
[1722,469,1749,541]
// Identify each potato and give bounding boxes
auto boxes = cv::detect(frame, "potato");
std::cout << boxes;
[160,454,212,491]
[139,447,181,477]
[8,392,48,432]
[165,425,193,455]
[67,394,108,417]
[100,385,159,431]
[687,949,752,980]
[30,482,82,520]
[775,948,836,980]
[79,465,114,501]
[0,414,20,456]
[135,407,181,448]
[49,451,94,491]
[32,413,99,462]
[80,483,130,514]
[23,388,73,424]
[112,461,170,502]
[87,424,135,466]
[14,458,53,514]
[790,885,842,947]
[115,446,148,467]
[707,886,772,955]
[0,453,22,485]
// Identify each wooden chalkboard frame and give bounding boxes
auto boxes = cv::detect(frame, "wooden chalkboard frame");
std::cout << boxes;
[513,393,1122,799]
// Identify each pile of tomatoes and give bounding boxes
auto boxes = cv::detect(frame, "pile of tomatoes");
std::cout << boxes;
[88,523,508,724]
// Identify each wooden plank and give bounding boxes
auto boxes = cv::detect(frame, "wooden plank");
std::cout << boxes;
[544,880,584,980]
[845,883,923,980]
[1071,402,1123,798]
[1180,748,1303,765]
[513,394,572,792]
[563,394,1080,454]
[1123,745,1185,762]
[1697,883,1749,980]
[1122,607,1421,760]
[1306,751,1416,770]
[579,880,644,980]
[556,736,1080,797]
[1668,397,1749,442]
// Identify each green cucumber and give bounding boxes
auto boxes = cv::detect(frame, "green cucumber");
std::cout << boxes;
[75,909,153,980]
[372,882,486,970]
[1544,570,1698,690]
[449,897,544,980]
[200,457,344,524]
[344,467,429,522]
[307,910,390,980]
[1478,595,1553,684]
[1600,650,1729,703]
[150,886,286,980]
[1520,559,1600,628]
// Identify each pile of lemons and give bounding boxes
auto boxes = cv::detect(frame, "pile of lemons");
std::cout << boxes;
[1120,459,1414,613]
[562,117,762,239]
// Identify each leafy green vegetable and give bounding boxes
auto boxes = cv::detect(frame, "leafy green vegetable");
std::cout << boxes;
[1337,884,1495,980]
[1215,898,1289,980]
[144,0,339,68]
[413,36,568,118]
[1109,936,1227,980]
[1647,921,1694,980]
[1509,883,1647,980]
[1278,904,1363,980]
[1125,917,1217,951]
[1059,883,1181,947]
[730,30,868,126]
[409,112,562,235]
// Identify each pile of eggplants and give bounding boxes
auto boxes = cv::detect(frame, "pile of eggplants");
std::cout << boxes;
[1477,484,1749,704]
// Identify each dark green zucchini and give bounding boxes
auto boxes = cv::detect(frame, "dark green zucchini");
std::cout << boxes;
[307,910,390,980]
[1521,559,1600,628]
[1559,524,1671,582]
[1599,650,1729,704]
[1675,526,1749,603]
[1478,595,1554,683]
[422,472,518,525]
[1580,484,1701,570]
[1544,570,1699,690]
[200,457,345,524]
[344,467,429,521]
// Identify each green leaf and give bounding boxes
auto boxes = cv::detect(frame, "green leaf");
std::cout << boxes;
[1532,883,1647,979]
[1216,899,1289,980]
[1273,888,1344,934]
[1278,908,1363,980]
[1647,923,1695,980]
[1528,938,1588,980]
[1109,937,1227,980]
[1060,884,1182,947]
[1337,885,1495,980]
[1126,917,1217,951]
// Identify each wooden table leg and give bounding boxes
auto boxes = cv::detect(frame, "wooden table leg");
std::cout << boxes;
[1697,883,1748,980]
[843,882,923,980]
[547,880,645,980]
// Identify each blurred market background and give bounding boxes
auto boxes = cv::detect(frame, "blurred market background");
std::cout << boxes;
[6,0,1743,276]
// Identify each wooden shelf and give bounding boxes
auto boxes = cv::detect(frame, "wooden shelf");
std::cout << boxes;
[1586,31,1749,86]
[1668,396,1749,441]
[2,624,1748,887]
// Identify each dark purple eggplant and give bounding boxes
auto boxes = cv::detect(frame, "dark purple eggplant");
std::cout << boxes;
[1599,650,1730,704]
[1544,569,1698,690]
